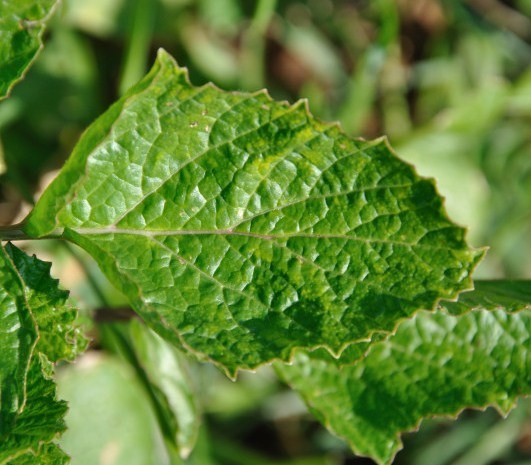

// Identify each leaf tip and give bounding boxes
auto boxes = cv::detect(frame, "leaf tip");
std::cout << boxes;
[155,47,176,65]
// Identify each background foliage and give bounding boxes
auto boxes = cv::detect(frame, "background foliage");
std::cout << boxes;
[0,0,530,464]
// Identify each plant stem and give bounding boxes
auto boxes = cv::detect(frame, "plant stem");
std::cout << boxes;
[0,223,30,241]
[0,222,65,241]
[118,0,155,95]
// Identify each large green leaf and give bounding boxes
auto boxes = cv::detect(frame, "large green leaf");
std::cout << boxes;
[0,0,58,99]
[276,284,531,465]
[0,242,86,463]
[26,49,482,375]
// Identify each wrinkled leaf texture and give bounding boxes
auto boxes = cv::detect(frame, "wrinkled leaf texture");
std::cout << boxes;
[276,282,531,465]
[0,0,58,99]
[25,49,483,376]
[0,243,86,464]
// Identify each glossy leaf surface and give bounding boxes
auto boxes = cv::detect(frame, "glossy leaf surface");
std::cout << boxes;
[276,284,531,465]
[27,49,482,375]
[0,0,58,99]
[0,243,86,463]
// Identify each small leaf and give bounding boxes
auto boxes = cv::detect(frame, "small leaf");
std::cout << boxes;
[26,49,482,375]
[0,0,58,99]
[0,242,86,463]
[276,284,531,465]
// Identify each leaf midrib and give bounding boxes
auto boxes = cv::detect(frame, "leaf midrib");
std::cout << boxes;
[67,226,457,251]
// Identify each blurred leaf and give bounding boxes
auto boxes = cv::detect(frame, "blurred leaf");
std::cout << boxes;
[129,319,200,459]
[62,0,126,38]
[408,411,496,465]
[449,402,529,465]
[118,0,156,96]
[444,280,531,315]
[508,68,531,116]
[338,46,387,135]
[276,287,531,465]
[0,0,58,99]
[179,17,240,87]
[209,432,337,465]
[0,242,86,463]
[26,49,481,376]
[239,0,277,90]
[281,22,344,88]
[182,426,217,465]
[58,354,171,465]
[198,0,242,34]
[196,364,279,417]
[396,132,489,243]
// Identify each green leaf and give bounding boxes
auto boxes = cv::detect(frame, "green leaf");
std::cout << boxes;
[0,357,67,465]
[0,242,86,463]
[4,243,88,362]
[57,354,172,465]
[276,287,531,465]
[96,319,199,459]
[0,244,37,425]
[26,49,482,375]
[0,0,58,99]
[5,442,69,465]
[129,319,200,458]
[443,279,531,315]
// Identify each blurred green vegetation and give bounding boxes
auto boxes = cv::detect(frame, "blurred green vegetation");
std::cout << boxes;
[0,1,530,464]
